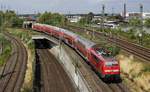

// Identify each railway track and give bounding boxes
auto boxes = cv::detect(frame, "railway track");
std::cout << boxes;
[64,25,150,62]
[0,32,27,92]
[109,37,150,61]
[34,39,76,92]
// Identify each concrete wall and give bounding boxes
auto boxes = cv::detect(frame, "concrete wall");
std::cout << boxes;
[50,45,91,92]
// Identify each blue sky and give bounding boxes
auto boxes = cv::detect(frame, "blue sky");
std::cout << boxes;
[0,0,150,14]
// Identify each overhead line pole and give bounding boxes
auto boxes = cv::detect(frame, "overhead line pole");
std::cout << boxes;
[101,4,105,31]
[139,4,143,45]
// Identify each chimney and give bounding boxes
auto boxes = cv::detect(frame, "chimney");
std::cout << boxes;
[140,4,143,19]
[124,3,126,19]
[102,4,105,17]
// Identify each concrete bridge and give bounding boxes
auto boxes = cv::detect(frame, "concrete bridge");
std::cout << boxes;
[32,35,60,44]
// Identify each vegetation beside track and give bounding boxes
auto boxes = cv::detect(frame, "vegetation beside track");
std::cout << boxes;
[117,51,150,92]
[7,28,34,49]
[6,28,35,92]
[0,33,12,66]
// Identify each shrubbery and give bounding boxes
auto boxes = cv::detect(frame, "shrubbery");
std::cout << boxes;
[0,34,12,66]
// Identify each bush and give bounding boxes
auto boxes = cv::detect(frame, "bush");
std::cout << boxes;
[0,34,12,66]
[129,18,142,26]
[144,18,150,27]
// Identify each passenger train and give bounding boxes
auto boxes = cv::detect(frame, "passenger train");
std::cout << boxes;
[32,23,120,80]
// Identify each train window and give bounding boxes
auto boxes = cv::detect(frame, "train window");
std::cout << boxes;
[91,54,100,63]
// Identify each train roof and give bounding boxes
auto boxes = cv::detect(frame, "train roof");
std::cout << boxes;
[61,28,78,38]
[77,36,96,49]
[41,24,60,32]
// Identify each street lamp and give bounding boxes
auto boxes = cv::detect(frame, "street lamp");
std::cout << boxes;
[139,33,142,45]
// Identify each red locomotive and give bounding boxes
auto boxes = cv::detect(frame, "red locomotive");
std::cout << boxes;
[32,23,120,80]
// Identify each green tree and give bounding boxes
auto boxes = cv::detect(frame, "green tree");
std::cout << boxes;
[144,18,150,27]
[78,12,94,25]
[4,10,16,27]
[38,12,65,26]
[11,17,24,27]
[129,18,142,26]
[79,17,87,25]
[0,10,23,28]
[86,12,94,24]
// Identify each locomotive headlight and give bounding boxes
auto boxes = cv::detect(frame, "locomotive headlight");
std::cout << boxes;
[112,70,119,72]
[105,70,111,72]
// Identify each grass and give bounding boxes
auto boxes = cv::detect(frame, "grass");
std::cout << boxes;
[0,33,12,66]
[117,51,150,92]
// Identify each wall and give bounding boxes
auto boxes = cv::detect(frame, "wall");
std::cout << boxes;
[49,45,91,92]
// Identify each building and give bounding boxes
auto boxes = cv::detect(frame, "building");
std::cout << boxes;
[18,14,37,21]
[121,12,150,19]
[65,14,85,23]
[125,12,141,19]
[92,15,102,21]
[143,13,150,19]
[67,15,82,23]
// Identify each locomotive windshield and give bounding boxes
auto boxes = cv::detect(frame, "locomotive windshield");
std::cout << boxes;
[105,61,118,66]
[96,48,113,58]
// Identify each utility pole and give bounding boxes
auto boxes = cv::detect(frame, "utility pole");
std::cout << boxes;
[101,4,105,31]
[139,4,143,45]
[140,4,143,26]
[123,3,126,20]
[111,7,114,16]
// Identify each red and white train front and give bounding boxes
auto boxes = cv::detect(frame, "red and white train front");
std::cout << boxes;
[90,47,120,79]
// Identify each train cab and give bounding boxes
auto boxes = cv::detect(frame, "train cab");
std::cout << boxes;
[93,47,120,79]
